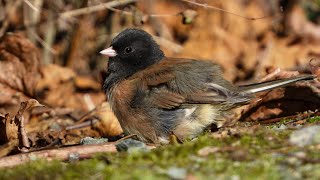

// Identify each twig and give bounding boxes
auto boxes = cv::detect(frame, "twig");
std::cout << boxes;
[13,100,44,152]
[115,134,138,143]
[23,0,43,42]
[83,94,96,111]
[65,103,108,130]
[18,116,30,151]
[0,142,156,168]
[15,0,137,31]
[0,0,22,38]
[60,0,137,19]
[43,10,56,64]
[181,0,268,20]
[23,0,40,12]
[260,68,281,82]
[72,102,110,125]
[31,32,57,54]
[66,119,99,130]
[107,6,179,17]
[259,111,320,125]
[15,103,31,149]
[27,139,61,152]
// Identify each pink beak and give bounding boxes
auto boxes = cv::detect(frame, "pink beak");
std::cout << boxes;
[100,46,117,57]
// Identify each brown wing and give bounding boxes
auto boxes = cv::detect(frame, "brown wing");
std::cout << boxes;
[128,58,252,109]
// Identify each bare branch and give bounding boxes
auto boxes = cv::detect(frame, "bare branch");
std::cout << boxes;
[60,0,137,19]
[0,142,156,168]
[181,0,268,20]
[23,0,40,12]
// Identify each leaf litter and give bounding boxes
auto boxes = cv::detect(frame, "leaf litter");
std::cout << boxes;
[0,0,319,178]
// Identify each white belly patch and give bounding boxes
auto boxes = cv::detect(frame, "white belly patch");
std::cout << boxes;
[173,105,222,140]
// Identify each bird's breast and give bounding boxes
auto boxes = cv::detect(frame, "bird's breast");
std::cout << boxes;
[107,82,159,142]
[107,83,133,123]
[173,104,224,140]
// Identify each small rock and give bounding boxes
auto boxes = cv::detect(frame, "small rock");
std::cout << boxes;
[115,138,148,153]
[80,137,108,145]
[68,152,80,162]
[289,125,320,147]
[167,167,187,180]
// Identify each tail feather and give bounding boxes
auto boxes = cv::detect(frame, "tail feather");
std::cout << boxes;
[238,75,316,94]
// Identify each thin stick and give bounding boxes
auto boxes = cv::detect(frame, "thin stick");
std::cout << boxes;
[31,32,57,54]
[0,1,22,37]
[60,0,137,19]
[259,111,320,125]
[181,0,268,20]
[23,0,40,12]
[0,142,156,168]
[65,119,99,130]
[107,6,179,17]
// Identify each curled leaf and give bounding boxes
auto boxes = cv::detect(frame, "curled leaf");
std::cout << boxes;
[310,58,320,78]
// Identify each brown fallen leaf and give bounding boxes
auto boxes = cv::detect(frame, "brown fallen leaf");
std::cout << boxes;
[65,102,122,138]
[35,64,105,112]
[15,99,44,150]
[93,102,123,137]
[288,5,320,41]
[0,114,19,157]
[0,114,18,145]
[0,99,43,156]
[239,81,320,122]
[310,59,320,78]
[74,76,102,91]
[0,33,41,114]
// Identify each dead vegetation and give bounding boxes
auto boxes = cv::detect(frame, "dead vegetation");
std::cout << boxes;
[0,0,319,169]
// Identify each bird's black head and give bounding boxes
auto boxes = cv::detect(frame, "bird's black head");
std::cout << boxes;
[100,28,165,91]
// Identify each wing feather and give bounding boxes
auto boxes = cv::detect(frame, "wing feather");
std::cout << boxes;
[129,58,252,109]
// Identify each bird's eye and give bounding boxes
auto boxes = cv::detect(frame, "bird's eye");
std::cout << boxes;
[125,47,132,53]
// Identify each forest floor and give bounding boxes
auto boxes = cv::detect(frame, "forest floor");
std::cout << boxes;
[1,117,320,180]
[0,1,320,179]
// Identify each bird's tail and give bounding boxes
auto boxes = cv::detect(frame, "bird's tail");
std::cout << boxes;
[238,75,316,94]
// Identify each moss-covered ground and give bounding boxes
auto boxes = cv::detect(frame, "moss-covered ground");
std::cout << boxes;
[1,117,320,180]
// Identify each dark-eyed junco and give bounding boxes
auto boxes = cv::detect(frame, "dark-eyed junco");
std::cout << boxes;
[100,28,315,144]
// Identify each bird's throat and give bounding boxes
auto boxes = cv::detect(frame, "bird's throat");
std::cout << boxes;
[103,53,164,92]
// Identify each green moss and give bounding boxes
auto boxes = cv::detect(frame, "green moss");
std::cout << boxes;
[1,128,319,180]
[279,117,293,124]
[306,116,320,123]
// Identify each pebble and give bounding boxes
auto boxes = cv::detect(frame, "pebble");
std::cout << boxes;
[289,125,320,147]
[115,138,148,153]
[80,137,108,145]
[167,167,187,180]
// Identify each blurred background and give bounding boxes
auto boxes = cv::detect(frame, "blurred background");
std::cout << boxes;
[0,0,319,149]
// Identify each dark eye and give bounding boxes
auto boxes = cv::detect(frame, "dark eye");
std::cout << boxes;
[125,47,132,53]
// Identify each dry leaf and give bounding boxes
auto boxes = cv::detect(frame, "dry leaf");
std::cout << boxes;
[0,114,18,146]
[240,83,320,122]
[0,99,43,156]
[310,59,320,78]
[0,33,41,113]
[74,76,102,91]
[93,102,122,137]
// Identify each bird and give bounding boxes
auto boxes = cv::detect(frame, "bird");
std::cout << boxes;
[100,28,315,144]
